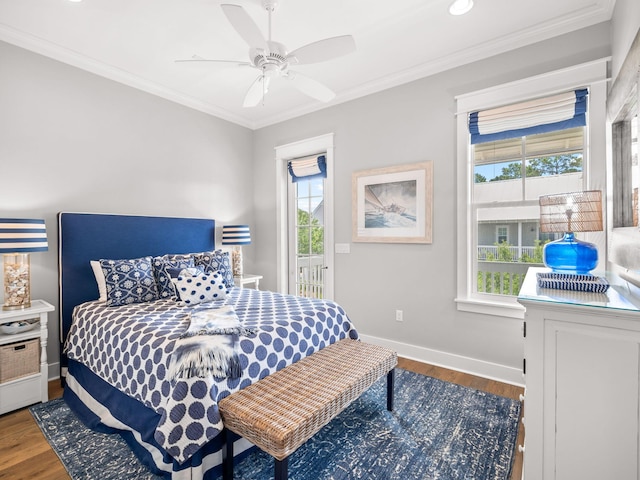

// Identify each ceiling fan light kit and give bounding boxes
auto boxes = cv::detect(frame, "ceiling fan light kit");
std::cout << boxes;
[177,1,356,107]
[262,0,278,12]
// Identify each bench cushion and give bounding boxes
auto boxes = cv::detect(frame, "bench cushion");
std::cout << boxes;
[218,339,397,460]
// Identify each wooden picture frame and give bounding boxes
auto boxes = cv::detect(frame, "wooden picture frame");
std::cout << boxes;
[352,161,433,243]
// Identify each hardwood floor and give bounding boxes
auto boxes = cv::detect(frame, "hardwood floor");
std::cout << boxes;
[0,381,66,480]
[0,359,524,479]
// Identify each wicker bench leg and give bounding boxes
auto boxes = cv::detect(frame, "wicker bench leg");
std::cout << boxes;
[223,429,235,480]
[275,456,288,480]
[387,368,395,411]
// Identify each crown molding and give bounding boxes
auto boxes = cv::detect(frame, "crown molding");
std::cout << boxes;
[251,1,615,129]
[0,0,615,131]
[0,23,254,129]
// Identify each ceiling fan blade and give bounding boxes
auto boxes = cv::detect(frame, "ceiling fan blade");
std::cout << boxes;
[243,74,271,107]
[221,4,268,51]
[287,35,356,65]
[175,55,251,66]
[286,71,335,103]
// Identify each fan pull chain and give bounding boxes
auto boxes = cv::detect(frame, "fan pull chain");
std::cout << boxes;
[262,69,267,107]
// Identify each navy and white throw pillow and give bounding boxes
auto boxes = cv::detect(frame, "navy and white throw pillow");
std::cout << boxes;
[193,250,234,288]
[174,271,227,306]
[167,267,205,301]
[152,254,195,299]
[99,256,159,307]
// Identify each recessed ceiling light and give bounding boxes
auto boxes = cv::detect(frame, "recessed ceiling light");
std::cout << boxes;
[449,0,474,15]
[68,0,83,2]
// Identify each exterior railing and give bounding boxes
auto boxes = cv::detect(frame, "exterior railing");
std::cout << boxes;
[296,250,537,298]
[477,245,537,262]
[477,260,540,296]
[297,255,325,299]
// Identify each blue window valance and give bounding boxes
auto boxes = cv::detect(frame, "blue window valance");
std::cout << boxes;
[288,155,327,183]
[469,89,588,145]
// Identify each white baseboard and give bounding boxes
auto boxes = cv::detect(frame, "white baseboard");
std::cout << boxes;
[359,334,525,387]
[48,361,60,382]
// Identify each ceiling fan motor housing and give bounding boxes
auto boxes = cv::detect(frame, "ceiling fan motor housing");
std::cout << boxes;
[250,41,289,74]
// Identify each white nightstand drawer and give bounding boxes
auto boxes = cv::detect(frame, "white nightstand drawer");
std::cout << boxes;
[0,374,42,414]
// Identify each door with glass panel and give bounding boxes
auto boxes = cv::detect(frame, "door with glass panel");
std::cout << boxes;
[288,171,327,299]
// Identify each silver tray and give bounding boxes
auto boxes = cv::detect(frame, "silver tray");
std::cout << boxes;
[0,321,39,335]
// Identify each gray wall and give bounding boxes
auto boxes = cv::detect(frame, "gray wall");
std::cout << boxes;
[1,16,623,383]
[252,22,611,382]
[611,0,640,79]
[0,41,254,377]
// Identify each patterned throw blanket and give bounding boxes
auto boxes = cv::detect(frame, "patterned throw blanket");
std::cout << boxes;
[168,306,256,380]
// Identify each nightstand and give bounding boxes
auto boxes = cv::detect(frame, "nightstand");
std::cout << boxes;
[234,274,263,290]
[0,299,54,414]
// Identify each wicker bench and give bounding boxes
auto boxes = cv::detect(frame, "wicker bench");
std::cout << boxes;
[218,339,397,480]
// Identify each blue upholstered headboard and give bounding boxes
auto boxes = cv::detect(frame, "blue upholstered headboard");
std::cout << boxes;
[58,212,215,372]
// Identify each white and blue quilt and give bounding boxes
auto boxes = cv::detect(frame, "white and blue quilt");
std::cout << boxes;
[64,287,358,464]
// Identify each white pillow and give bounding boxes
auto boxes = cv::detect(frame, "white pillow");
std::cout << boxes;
[174,271,227,306]
[90,260,107,302]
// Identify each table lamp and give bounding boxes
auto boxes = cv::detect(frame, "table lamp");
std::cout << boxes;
[222,225,251,277]
[0,219,48,310]
[539,191,602,274]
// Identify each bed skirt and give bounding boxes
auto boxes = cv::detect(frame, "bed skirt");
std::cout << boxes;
[63,359,255,479]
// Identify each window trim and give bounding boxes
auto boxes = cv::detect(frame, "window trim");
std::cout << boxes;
[455,59,609,319]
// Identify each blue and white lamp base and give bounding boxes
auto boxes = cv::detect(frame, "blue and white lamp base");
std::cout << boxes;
[543,232,598,274]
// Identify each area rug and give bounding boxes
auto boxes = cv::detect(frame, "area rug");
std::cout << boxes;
[30,369,521,480]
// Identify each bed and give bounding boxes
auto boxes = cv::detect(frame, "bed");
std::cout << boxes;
[58,212,359,479]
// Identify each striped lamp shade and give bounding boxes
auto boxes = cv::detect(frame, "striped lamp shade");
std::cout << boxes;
[0,219,48,253]
[222,225,251,246]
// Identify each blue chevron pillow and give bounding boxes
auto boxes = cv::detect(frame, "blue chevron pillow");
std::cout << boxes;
[152,254,195,299]
[193,250,234,288]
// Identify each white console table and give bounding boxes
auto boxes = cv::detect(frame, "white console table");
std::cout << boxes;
[518,268,640,480]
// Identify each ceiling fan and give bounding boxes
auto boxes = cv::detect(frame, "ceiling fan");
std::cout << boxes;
[176,0,356,107]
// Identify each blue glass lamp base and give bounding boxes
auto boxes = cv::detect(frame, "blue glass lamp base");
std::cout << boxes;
[543,232,598,274]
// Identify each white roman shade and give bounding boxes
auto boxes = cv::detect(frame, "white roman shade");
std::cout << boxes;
[469,89,588,145]
[287,155,327,183]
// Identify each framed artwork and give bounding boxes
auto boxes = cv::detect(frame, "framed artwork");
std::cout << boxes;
[352,161,433,243]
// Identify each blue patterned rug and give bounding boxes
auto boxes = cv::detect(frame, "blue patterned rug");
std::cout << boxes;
[30,369,520,480]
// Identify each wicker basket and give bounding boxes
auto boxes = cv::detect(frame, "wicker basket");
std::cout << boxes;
[0,338,39,383]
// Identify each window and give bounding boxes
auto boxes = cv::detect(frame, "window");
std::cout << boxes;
[455,60,607,318]
[292,166,326,298]
[474,127,585,294]
[496,226,508,244]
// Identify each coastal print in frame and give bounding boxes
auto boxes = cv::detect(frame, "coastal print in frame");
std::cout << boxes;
[352,161,433,243]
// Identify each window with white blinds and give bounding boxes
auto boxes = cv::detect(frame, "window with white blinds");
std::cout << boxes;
[455,60,607,318]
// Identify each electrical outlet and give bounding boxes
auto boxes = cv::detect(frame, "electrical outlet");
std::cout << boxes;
[395,310,403,322]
